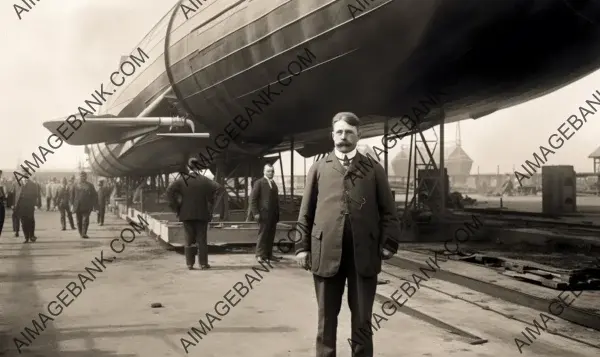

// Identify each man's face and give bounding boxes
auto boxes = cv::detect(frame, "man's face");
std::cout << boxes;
[264,166,275,179]
[332,120,359,153]
[80,174,87,183]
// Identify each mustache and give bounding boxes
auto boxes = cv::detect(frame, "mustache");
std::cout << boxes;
[336,141,351,146]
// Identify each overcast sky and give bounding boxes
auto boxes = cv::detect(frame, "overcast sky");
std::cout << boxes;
[1,0,598,176]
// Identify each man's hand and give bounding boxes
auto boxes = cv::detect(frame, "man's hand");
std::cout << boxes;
[295,251,311,270]
[254,214,260,221]
[382,248,394,260]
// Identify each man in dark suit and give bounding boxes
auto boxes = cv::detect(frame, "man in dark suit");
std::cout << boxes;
[56,177,76,231]
[96,179,112,226]
[6,179,20,237]
[250,164,281,264]
[166,158,225,270]
[72,171,97,239]
[295,112,400,357]
[14,176,42,243]
[0,171,5,237]
[30,177,42,241]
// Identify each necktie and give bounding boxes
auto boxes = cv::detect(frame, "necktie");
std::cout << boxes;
[268,179,272,189]
[342,155,350,169]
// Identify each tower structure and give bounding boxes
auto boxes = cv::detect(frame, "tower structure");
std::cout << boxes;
[446,123,473,181]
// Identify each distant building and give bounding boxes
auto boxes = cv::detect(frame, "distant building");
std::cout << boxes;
[1,170,80,183]
[446,145,473,177]
[589,146,600,173]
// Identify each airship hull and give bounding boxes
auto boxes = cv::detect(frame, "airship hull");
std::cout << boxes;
[82,0,600,177]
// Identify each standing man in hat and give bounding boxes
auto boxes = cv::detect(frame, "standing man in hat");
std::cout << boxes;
[250,164,282,264]
[72,171,97,239]
[294,112,400,357]
[166,158,225,270]
[13,176,42,243]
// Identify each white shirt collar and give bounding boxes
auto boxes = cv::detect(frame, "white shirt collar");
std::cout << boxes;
[334,147,357,161]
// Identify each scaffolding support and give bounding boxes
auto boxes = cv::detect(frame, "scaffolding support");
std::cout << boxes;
[439,108,446,213]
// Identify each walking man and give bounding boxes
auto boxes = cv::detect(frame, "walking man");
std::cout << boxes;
[29,176,42,241]
[45,179,54,211]
[72,171,97,239]
[166,158,225,270]
[56,178,76,231]
[250,164,282,264]
[7,180,20,237]
[294,112,400,357]
[96,179,111,225]
[14,176,42,243]
[0,171,5,237]
[51,177,61,210]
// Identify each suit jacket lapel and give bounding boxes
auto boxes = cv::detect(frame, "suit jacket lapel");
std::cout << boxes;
[325,151,346,177]
[271,180,278,192]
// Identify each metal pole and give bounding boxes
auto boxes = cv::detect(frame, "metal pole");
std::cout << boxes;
[290,137,294,202]
[304,157,306,185]
[439,109,446,213]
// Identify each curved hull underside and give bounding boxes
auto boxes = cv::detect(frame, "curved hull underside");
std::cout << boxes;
[89,0,600,177]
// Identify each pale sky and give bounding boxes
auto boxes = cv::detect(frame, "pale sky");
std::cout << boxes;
[1,0,599,176]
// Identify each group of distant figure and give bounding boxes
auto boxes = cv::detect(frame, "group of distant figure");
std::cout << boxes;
[0,170,113,241]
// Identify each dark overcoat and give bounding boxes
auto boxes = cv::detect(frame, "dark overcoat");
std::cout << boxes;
[55,185,71,209]
[295,151,400,278]
[249,177,280,223]
[166,174,223,221]
[14,181,41,218]
[97,185,112,205]
[72,182,98,213]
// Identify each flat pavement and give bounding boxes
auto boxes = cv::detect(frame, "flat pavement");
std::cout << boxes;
[1,210,599,357]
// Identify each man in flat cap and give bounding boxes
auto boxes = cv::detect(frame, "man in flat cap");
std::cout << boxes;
[295,112,400,357]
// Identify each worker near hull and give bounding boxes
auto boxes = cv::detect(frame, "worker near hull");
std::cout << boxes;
[166,158,225,270]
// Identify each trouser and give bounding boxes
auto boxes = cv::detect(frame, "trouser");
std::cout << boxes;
[46,196,51,211]
[313,218,377,357]
[183,220,209,267]
[0,205,4,237]
[75,211,91,236]
[256,217,277,259]
[97,204,106,224]
[20,215,35,240]
[59,206,75,229]
[12,211,20,234]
